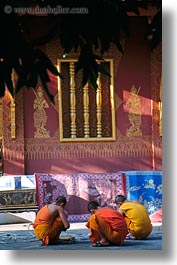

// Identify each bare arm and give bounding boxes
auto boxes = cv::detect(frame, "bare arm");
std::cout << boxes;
[58,206,70,230]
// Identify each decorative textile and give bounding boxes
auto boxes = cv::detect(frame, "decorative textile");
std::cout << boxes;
[124,171,162,214]
[35,172,126,222]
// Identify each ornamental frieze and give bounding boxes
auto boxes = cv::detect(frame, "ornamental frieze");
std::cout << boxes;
[23,136,161,160]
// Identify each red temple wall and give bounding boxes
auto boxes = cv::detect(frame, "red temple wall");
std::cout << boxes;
[2,17,162,175]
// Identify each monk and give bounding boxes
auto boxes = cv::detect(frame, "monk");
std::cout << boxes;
[33,196,70,246]
[85,201,128,247]
[115,194,152,239]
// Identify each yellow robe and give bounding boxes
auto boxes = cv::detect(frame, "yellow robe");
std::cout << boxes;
[33,205,64,245]
[86,208,128,245]
[119,202,152,239]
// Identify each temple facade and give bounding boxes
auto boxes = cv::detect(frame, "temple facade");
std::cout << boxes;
[0,16,162,176]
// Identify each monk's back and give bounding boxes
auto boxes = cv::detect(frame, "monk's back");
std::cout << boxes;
[119,202,152,239]
[33,204,58,227]
[97,207,128,231]
[120,202,151,226]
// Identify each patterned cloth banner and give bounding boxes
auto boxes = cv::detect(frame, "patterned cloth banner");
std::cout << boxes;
[35,172,126,222]
[124,171,162,214]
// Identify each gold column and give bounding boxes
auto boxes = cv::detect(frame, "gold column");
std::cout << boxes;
[69,62,76,138]
[83,82,90,138]
[96,72,102,137]
[11,69,16,139]
[11,98,16,139]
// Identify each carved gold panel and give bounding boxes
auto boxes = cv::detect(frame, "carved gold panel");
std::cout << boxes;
[57,59,116,142]
[0,189,37,208]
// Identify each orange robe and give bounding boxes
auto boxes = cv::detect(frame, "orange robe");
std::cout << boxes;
[33,205,64,245]
[86,208,128,245]
[119,202,152,239]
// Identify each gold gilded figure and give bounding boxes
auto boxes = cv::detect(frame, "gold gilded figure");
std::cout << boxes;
[126,85,142,137]
[33,86,50,138]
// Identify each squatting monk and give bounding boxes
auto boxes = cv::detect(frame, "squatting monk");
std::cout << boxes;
[85,201,128,247]
[115,194,152,239]
[33,196,70,246]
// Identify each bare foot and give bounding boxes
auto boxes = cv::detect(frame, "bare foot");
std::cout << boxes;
[92,241,110,247]
[100,240,110,246]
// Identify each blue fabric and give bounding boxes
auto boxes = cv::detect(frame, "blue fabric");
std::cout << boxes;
[124,171,162,214]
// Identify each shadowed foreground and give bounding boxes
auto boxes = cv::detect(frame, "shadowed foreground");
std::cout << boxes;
[0,222,162,250]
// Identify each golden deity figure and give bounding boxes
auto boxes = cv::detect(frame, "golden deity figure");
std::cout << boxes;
[126,85,142,137]
[33,86,50,138]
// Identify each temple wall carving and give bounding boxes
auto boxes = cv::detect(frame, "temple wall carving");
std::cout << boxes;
[1,17,162,174]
